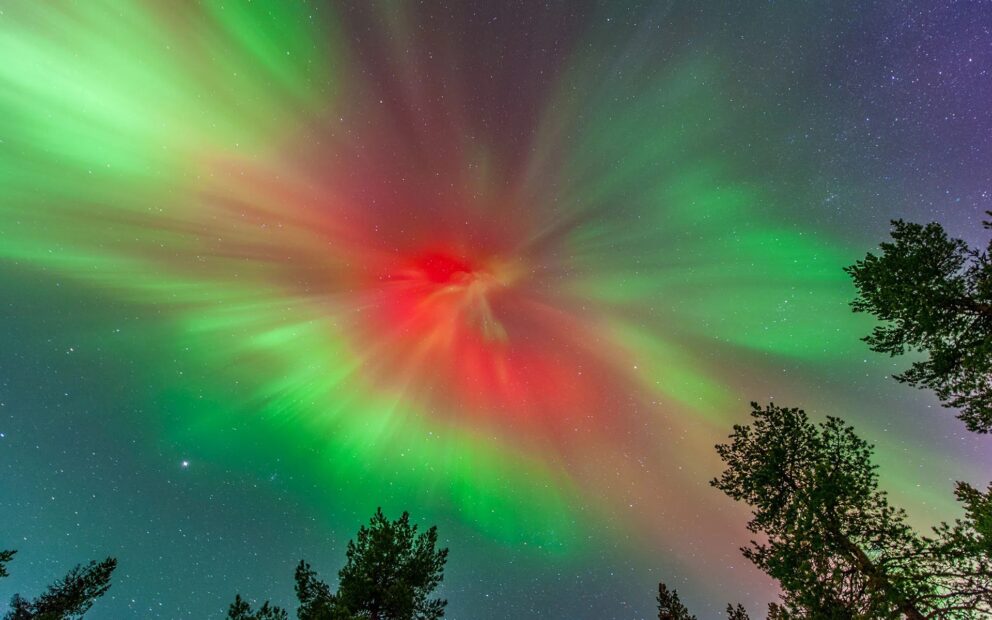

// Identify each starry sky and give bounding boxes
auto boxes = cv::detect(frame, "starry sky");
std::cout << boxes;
[1,2,991,619]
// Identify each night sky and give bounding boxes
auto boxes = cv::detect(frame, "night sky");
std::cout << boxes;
[1,2,991,619]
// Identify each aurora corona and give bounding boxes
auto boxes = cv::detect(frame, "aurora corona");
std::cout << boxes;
[1,2,989,617]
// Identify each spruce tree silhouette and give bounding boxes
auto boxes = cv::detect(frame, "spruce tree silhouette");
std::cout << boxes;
[655,581,751,619]
[712,403,929,618]
[656,582,695,620]
[658,401,992,618]
[2,556,116,620]
[0,551,14,580]
[231,508,447,620]
[227,594,288,620]
[847,214,992,433]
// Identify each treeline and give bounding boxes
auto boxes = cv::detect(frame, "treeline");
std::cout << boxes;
[0,509,447,620]
[3,214,990,619]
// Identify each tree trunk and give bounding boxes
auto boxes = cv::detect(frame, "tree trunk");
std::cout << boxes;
[841,536,926,620]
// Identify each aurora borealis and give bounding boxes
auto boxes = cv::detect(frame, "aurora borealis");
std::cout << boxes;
[1,2,991,618]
